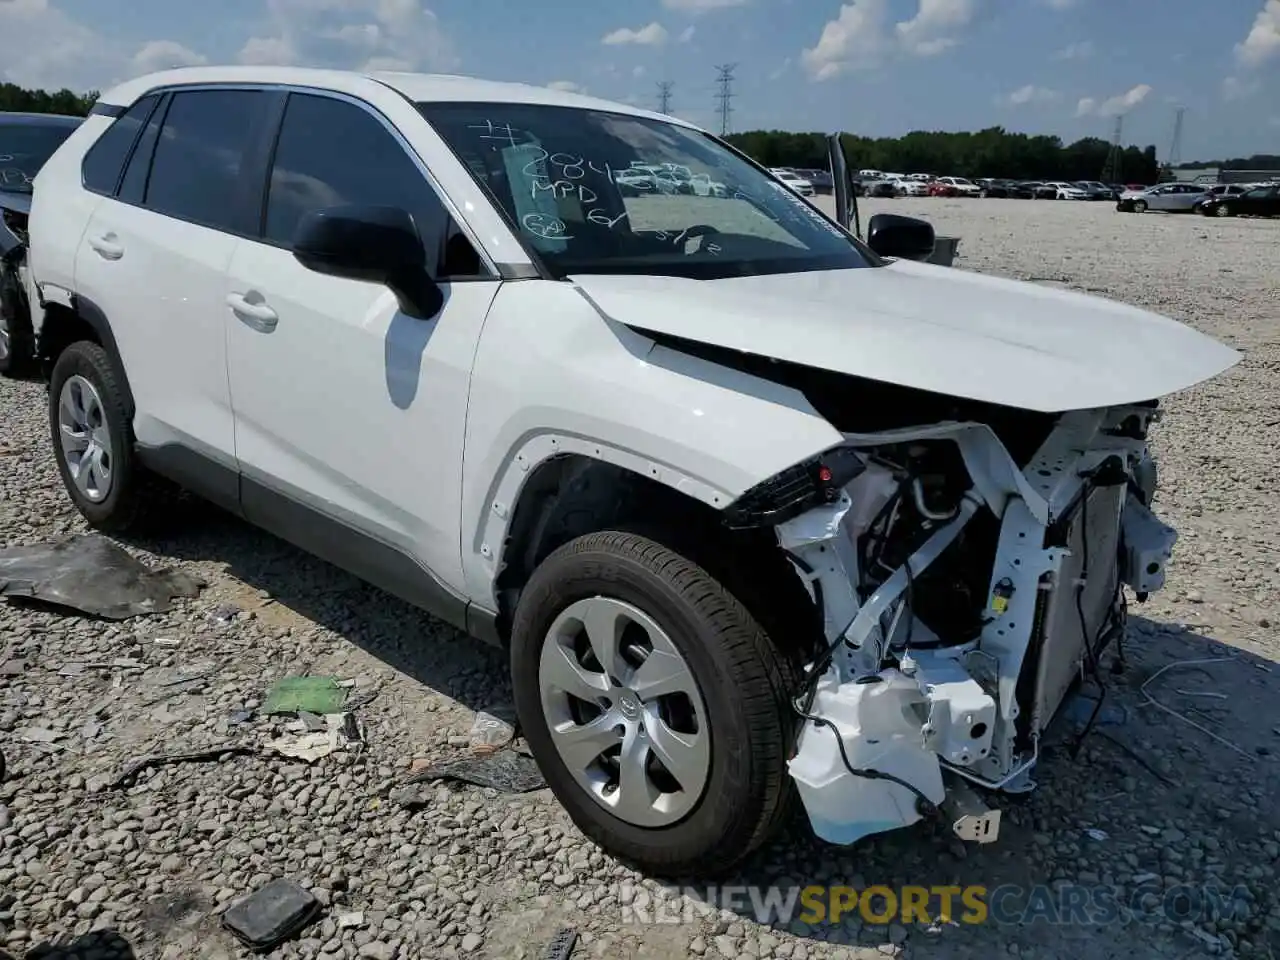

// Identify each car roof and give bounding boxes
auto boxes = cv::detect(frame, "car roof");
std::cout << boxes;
[0,112,83,127]
[96,66,694,130]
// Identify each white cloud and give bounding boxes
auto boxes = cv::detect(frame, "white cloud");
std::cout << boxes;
[1077,83,1152,117]
[131,40,207,74]
[802,0,981,79]
[1222,75,1261,100]
[547,80,587,94]
[632,65,647,78]
[661,0,748,9]
[1235,0,1280,67]
[239,0,457,72]
[1052,40,1094,60]
[602,22,669,46]
[895,0,978,57]
[0,0,217,91]
[677,25,697,43]
[769,57,792,80]
[1001,84,1059,106]
[801,0,890,80]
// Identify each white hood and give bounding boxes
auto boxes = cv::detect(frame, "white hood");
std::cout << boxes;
[571,260,1240,413]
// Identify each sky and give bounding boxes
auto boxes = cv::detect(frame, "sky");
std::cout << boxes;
[1,0,1278,160]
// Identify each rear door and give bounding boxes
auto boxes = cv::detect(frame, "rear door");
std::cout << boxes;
[223,89,500,599]
[73,86,275,487]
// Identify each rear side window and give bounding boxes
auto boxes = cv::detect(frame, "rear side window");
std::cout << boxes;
[145,89,267,233]
[263,93,475,275]
[117,96,168,205]
[82,95,159,195]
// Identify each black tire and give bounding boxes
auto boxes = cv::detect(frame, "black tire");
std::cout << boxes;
[47,340,160,533]
[510,530,796,877]
[0,262,34,378]
[1134,200,1148,213]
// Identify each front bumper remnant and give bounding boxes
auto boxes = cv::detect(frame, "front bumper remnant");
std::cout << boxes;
[775,405,1177,846]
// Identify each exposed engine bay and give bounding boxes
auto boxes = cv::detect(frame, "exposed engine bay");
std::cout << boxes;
[738,400,1176,845]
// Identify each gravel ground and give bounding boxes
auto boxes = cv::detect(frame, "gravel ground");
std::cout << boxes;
[2,197,1279,960]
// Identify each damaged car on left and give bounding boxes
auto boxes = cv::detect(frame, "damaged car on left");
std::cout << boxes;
[0,111,82,376]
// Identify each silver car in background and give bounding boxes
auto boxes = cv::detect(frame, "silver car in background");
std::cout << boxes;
[1117,182,1209,213]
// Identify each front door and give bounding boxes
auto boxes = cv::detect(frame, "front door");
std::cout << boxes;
[224,89,500,603]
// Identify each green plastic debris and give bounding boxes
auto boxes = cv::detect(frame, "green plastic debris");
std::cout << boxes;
[263,676,346,716]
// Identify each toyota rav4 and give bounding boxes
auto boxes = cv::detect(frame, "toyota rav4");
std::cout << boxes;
[25,66,1238,877]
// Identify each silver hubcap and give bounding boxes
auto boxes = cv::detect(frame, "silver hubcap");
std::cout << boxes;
[538,596,710,827]
[1217,205,1229,217]
[57,375,113,502]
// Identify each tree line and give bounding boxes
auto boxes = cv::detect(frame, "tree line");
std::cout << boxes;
[0,83,97,117]
[1178,154,1280,171]
[726,128,1161,184]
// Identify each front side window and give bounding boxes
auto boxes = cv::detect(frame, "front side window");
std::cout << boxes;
[262,92,476,275]
[82,96,158,195]
[419,102,871,279]
[145,89,267,232]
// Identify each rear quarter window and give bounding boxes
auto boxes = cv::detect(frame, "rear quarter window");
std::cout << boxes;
[82,96,160,196]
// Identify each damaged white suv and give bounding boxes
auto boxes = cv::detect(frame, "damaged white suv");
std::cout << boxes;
[27,67,1238,876]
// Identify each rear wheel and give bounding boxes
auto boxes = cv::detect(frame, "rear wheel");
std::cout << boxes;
[48,341,161,533]
[1134,200,1148,213]
[510,530,796,877]
[1215,204,1232,217]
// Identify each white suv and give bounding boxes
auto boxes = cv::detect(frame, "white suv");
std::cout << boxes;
[26,66,1238,876]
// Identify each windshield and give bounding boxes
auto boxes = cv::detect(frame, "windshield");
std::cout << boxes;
[418,102,871,279]
[0,121,77,193]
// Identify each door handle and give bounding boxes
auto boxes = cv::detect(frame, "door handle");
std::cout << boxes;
[87,233,124,260]
[226,292,278,332]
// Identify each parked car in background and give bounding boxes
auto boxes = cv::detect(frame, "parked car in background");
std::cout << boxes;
[1197,182,1280,218]
[1,111,83,376]
[1022,182,1058,200]
[1192,183,1248,212]
[933,176,981,197]
[1073,181,1115,201]
[896,178,930,197]
[794,168,834,195]
[865,178,900,198]
[1116,182,1208,213]
[926,179,956,197]
[1042,181,1088,200]
[770,167,814,196]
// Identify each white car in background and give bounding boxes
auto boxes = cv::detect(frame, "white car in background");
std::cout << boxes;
[1045,181,1088,200]
[896,178,930,196]
[934,176,982,197]
[769,168,814,196]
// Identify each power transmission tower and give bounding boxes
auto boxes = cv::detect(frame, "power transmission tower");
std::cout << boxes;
[1100,115,1123,183]
[656,81,674,115]
[1166,106,1185,170]
[714,63,736,136]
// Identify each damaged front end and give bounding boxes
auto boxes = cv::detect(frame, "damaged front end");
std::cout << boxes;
[726,402,1176,846]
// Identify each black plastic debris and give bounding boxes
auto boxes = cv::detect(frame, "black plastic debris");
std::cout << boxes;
[391,750,547,806]
[543,927,578,960]
[221,878,320,952]
[0,534,204,620]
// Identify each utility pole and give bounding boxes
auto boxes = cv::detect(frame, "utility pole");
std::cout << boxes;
[714,63,736,136]
[1166,106,1185,171]
[656,80,674,115]
[1100,115,1123,184]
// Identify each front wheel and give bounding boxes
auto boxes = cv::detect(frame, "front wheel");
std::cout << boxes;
[1134,200,1148,213]
[510,531,796,877]
[0,262,33,378]
[1215,204,1232,217]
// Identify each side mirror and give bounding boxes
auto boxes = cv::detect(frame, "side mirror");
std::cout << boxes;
[865,213,936,261]
[292,205,442,318]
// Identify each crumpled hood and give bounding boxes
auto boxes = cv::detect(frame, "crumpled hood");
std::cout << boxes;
[571,260,1240,413]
